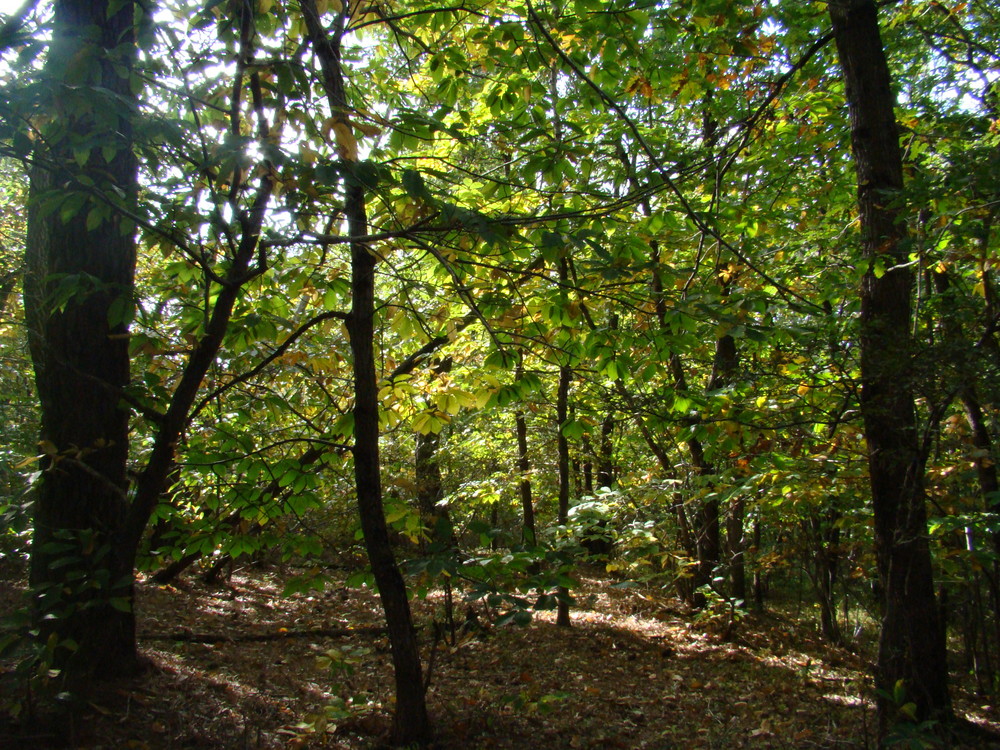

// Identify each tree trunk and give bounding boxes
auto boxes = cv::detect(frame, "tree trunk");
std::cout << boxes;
[515,361,536,546]
[555,255,573,627]
[728,495,747,606]
[23,0,139,682]
[415,358,453,551]
[300,2,430,743]
[829,0,952,732]
[597,412,615,489]
[349,236,429,743]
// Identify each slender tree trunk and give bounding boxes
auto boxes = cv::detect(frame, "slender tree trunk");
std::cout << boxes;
[708,321,738,600]
[416,358,453,551]
[555,257,572,627]
[597,412,615,489]
[301,2,429,744]
[829,0,952,732]
[580,435,593,496]
[931,268,1000,696]
[24,0,139,681]
[728,495,747,606]
[0,265,21,318]
[348,225,429,744]
[515,362,536,545]
[808,510,843,643]
[752,519,766,609]
[655,244,720,600]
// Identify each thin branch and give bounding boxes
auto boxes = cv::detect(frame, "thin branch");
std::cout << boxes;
[189,309,349,422]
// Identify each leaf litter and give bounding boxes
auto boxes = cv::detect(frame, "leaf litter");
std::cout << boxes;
[1,562,997,749]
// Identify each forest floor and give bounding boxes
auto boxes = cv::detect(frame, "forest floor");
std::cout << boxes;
[2,559,999,749]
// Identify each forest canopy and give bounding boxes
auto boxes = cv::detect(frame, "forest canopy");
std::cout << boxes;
[0,0,999,746]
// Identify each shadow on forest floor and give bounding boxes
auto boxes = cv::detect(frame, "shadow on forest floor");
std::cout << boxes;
[1,561,998,749]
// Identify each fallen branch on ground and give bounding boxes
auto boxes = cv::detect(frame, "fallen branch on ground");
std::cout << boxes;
[144,626,386,643]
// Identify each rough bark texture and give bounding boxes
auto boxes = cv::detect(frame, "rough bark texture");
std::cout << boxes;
[24,0,139,681]
[828,0,952,733]
[300,1,430,744]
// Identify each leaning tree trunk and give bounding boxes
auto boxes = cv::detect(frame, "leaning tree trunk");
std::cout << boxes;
[23,0,139,681]
[828,0,952,733]
[300,1,430,744]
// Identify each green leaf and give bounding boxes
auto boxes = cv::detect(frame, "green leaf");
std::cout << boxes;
[402,169,429,200]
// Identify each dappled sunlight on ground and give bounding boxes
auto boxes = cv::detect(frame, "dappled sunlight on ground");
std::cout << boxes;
[1,562,998,748]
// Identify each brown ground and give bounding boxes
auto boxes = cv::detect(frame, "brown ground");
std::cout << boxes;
[1,562,997,749]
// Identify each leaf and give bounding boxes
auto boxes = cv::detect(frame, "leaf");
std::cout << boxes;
[13,454,43,469]
[354,121,382,138]
[331,121,358,161]
[402,169,429,200]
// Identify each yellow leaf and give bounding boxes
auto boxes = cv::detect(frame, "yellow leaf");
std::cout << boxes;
[354,121,382,138]
[257,0,273,13]
[332,121,358,161]
[13,454,42,470]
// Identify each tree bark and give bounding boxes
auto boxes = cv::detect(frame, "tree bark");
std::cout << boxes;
[300,1,430,744]
[416,358,453,551]
[597,412,615,489]
[556,258,572,628]
[515,364,536,545]
[23,0,139,681]
[829,0,952,732]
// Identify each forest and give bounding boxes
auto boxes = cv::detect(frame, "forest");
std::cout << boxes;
[0,0,999,747]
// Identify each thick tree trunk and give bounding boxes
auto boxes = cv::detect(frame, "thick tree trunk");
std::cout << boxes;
[23,0,139,681]
[829,0,952,733]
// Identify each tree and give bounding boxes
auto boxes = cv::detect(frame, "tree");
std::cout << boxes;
[827,0,952,733]
[23,0,142,680]
[299,1,431,743]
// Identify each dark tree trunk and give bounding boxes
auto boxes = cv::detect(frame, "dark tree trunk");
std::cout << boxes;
[415,358,453,551]
[752,519,766,609]
[23,0,139,681]
[515,374,536,545]
[580,433,594,496]
[728,495,747,606]
[932,267,1000,695]
[709,326,739,602]
[808,510,842,643]
[556,257,572,627]
[301,2,430,743]
[597,412,615,489]
[829,0,952,732]
[348,227,429,743]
